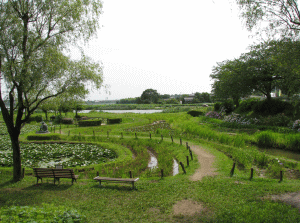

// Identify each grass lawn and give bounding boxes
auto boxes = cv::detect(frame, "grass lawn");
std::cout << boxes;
[1,110,300,222]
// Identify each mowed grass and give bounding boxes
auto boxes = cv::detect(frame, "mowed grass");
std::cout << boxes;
[1,111,300,222]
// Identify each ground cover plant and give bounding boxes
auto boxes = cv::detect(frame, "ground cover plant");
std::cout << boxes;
[1,108,300,222]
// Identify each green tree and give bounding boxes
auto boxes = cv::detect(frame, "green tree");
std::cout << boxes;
[140,89,160,104]
[0,0,103,181]
[211,59,252,107]
[236,0,300,37]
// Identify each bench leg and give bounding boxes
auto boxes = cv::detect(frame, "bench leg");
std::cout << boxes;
[98,180,102,186]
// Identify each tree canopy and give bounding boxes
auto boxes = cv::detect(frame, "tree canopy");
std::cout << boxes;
[211,39,300,103]
[0,0,103,181]
[140,89,160,104]
[236,0,300,38]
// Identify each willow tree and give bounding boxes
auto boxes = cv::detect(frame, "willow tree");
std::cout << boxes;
[0,0,103,182]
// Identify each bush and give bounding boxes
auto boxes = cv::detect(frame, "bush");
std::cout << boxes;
[54,115,63,124]
[221,100,235,114]
[27,115,43,123]
[259,113,291,127]
[27,133,61,140]
[78,119,102,127]
[107,118,122,124]
[187,110,204,117]
[214,102,222,111]
[235,98,259,113]
[252,99,292,116]
[50,115,56,121]
[61,118,74,124]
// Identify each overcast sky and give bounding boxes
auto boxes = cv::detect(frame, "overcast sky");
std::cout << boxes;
[73,0,258,101]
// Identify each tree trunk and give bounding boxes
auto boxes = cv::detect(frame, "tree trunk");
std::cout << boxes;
[10,132,22,182]
[266,92,272,101]
[233,97,240,108]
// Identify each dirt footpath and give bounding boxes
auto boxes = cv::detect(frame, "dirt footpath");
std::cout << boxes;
[189,144,218,181]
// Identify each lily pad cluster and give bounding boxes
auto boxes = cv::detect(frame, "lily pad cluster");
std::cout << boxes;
[0,142,117,168]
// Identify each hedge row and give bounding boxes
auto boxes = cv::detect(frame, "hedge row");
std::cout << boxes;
[107,118,122,124]
[27,133,61,140]
[78,119,102,127]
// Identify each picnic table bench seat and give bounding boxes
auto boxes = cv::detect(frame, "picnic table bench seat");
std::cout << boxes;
[94,176,139,189]
[33,168,78,185]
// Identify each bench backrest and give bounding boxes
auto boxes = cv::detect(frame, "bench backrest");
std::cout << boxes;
[33,168,76,179]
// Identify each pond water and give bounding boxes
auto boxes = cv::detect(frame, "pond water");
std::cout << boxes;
[148,150,158,169]
[78,110,163,114]
[173,159,179,176]
[261,149,300,161]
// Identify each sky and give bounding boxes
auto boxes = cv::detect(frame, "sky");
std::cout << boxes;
[73,0,258,101]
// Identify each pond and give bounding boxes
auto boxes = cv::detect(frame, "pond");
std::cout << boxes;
[78,110,163,114]
[261,148,300,161]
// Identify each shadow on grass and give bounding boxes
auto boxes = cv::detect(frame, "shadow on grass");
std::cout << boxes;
[91,184,137,191]
[0,179,15,188]
[23,183,72,191]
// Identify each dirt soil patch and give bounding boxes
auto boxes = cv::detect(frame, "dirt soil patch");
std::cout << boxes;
[173,200,205,215]
[189,144,218,181]
[267,192,300,212]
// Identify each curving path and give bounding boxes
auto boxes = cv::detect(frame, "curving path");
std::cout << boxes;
[188,144,218,181]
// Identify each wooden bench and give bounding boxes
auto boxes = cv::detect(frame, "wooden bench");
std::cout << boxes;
[94,176,139,189]
[33,168,78,185]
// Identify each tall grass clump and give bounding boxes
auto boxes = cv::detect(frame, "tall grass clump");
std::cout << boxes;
[255,131,277,148]
[284,134,300,152]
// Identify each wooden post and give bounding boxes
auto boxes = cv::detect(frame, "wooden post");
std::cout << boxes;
[135,133,137,139]
[180,162,186,174]
[230,163,236,177]
[97,171,99,176]
[121,132,123,138]
[68,130,70,136]
[186,142,188,149]
[250,168,254,180]
[93,130,95,137]
[22,168,25,178]
[161,169,163,178]
[171,136,173,143]
[186,156,189,167]
[180,138,182,145]
[189,149,193,161]
[161,134,163,141]
[129,171,132,178]
[279,170,283,182]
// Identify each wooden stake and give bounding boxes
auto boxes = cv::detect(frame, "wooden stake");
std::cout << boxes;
[186,142,188,149]
[180,162,186,174]
[129,171,132,178]
[68,130,70,136]
[230,162,236,177]
[97,171,99,176]
[121,132,123,138]
[250,168,253,180]
[180,138,182,145]
[93,130,95,137]
[189,149,193,160]
[186,156,189,166]
[171,136,173,143]
[135,132,137,139]
[161,169,164,178]
[279,170,283,182]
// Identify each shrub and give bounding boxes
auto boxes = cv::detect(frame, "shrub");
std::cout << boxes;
[27,115,43,123]
[187,110,204,117]
[214,102,222,111]
[107,118,122,124]
[259,113,291,127]
[221,100,235,114]
[291,119,300,131]
[50,115,56,121]
[27,133,61,140]
[253,99,292,116]
[78,119,102,127]
[61,118,74,124]
[235,98,259,113]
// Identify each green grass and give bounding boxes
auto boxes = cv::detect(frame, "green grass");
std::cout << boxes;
[1,111,300,222]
